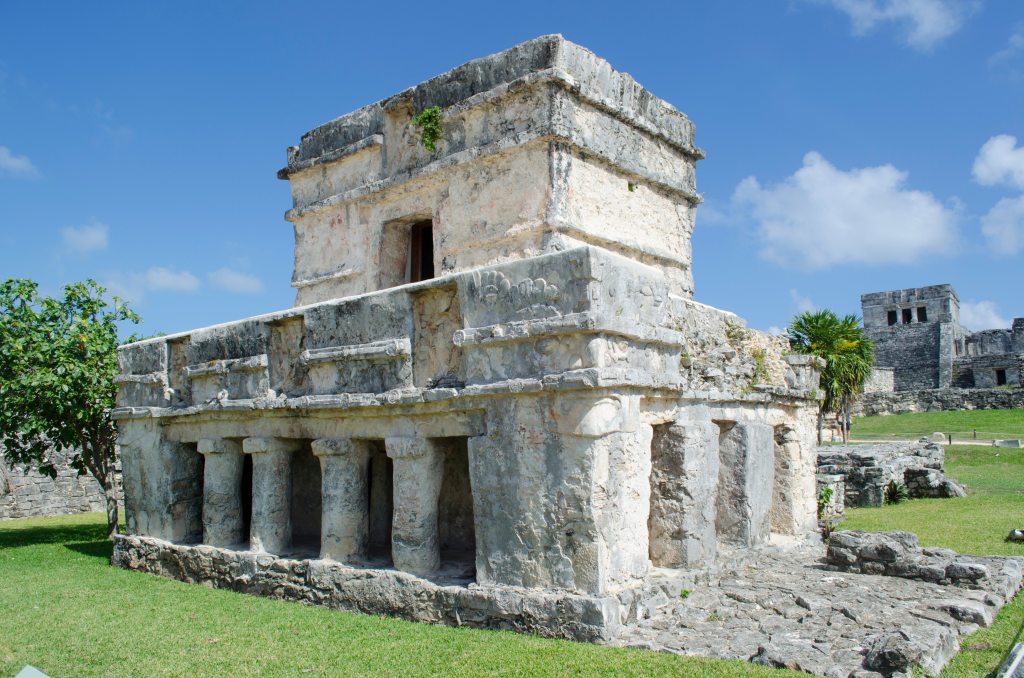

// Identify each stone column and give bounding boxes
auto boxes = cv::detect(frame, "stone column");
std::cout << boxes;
[312,438,370,562]
[648,415,720,568]
[243,437,297,555]
[716,421,775,548]
[197,438,244,547]
[384,437,443,576]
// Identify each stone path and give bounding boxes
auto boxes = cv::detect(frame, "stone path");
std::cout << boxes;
[612,542,1023,677]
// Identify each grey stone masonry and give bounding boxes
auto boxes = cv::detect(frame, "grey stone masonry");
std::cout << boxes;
[112,35,825,644]
[827,531,1022,594]
[612,538,1023,677]
[817,441,965,509]
[855,387,1024,416]
[1,447,109,520]
[860,283,1023,396]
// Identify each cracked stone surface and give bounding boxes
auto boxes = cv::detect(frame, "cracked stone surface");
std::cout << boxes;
[612,542,1024,677]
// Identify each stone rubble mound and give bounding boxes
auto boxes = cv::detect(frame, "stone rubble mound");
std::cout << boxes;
[826,531,1022,597]
[817,441,966,510]
[614,539,1024,678]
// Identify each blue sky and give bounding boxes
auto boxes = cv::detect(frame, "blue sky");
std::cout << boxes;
[1,1,1022,338]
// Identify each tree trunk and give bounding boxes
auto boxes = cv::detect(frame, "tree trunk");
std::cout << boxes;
[102,474,119,540]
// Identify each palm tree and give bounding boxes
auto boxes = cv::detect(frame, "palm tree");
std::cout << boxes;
[787,310,875,444]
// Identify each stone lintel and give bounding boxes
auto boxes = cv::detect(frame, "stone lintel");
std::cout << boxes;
[197,438,242,456]
[243,437,300,456]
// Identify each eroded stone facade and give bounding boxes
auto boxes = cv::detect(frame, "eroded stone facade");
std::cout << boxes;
[862,284,1024,392]
[112,35,823,641]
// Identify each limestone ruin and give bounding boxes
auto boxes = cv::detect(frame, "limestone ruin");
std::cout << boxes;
[112,35,824,640]
[858,284,1024,415]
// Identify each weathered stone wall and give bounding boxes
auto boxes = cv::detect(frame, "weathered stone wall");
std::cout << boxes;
[866,322,945,390]
[854,387,1024,416]
[861,284,1024,397]
[816,440,964,508]
[1,448,107,520]
[827,531,1022,596]
[112,534,620,642]
[953,354,1024,388]
[280,35,702,306]
[863,367,895,394]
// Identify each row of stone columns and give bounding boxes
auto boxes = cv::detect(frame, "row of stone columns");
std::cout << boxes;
[197,435,451,577]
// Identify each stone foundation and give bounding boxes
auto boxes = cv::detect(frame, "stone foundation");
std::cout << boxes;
[112,534,620,641]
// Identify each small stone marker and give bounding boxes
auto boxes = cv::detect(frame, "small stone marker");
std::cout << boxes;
[16,667,50,678]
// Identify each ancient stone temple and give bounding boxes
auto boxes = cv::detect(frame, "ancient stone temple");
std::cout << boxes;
[112,35,823,640]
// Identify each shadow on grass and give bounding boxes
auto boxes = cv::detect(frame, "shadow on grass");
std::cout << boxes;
[0,522,107,549]
[65,540,114,560]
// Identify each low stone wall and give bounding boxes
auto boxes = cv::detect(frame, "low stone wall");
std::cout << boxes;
[826,531,1023,599]
[816,441,965,509]
[1,448,107,520]
[112,534,620,642]
[854,387,1024,416]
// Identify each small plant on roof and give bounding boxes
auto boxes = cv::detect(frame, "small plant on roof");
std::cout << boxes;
[413,106,443,153]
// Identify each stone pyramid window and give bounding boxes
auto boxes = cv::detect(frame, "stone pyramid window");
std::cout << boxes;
[996,369,1007,386]
[409,220,435,283]
[917,307,928,322]
[887,310,898,326]
[902,309,912,324]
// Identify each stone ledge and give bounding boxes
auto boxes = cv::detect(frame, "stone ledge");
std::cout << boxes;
[826,531,1024,599]
[111,534,620,642]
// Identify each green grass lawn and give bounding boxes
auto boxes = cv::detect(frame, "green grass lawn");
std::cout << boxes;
[852,407,1024,440]
[0,514,790,678]
[841,444,1024,676]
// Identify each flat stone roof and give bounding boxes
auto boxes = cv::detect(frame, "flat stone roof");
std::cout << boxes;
[277,34,701,179]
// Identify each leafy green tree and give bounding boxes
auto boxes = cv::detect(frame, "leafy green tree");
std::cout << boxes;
[787,309,875,444]
[0,279,139,538]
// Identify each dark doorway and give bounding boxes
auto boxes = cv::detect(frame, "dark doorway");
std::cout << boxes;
[366,442,394,563]
[188,450,205,544]
[409,220,434,283]
[996,369,1008,386]
[438,438,475,574]
[241,453,253,547]
[290,443,322,553]
[887,310,898,326]
[902,308,913,324]
[917,306,928,322]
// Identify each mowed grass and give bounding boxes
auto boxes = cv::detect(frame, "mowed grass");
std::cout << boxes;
[841,444,1024,676]
[0,515,791,678]
[852,407,1024,440]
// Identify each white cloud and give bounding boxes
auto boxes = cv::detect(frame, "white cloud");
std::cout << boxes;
[105,266,200,302]
[810,0,973,52]
[0,145,40,178]
[208,268,264,294]
[973,135,1024,191]
[145,267,200,292]
[60,221,108,254]
[790,289,817,313]
[733,151,958,270]
[767,325,787,336]
[980,195,1024,254]
[960,300,1010,331]
[990,24,1024,74]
